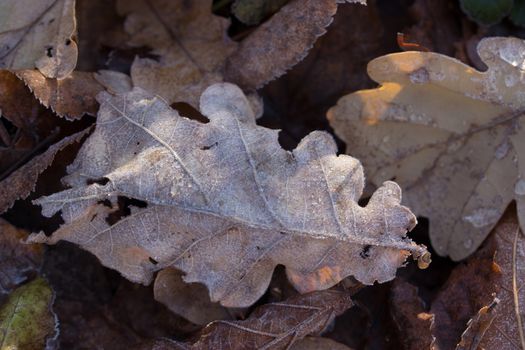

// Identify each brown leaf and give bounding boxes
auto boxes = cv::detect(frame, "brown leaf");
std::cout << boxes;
[28,83,427,307]
[190,290,353,350]
[0,219,43,296]
[0,0,77,79]
[0,127,91,214]
[225,0,360,90]
[390,279,435,350]
[16,70,104,120]
[429,228,497,349]
[328,36,525,260]
[456,298,500,350]
[153,268,234,325]
[477,209,525,349]
[0,71,42,127]
[114,0,365,107]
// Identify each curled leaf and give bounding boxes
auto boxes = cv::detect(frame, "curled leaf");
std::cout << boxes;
[28,83,425,307]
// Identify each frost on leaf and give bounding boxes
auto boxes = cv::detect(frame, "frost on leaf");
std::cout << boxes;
[147,290,354,350]
[28,83,426,308]
[0,0,77,79]
[115,0,362,107]
[328,36,525,260]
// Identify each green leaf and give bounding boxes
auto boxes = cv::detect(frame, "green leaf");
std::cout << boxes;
[460,0,514,26]
[0,277,57,350]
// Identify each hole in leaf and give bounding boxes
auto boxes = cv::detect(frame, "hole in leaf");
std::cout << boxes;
[171,102,209,123]
[46,47,53,57]
[360,245,371,259]
[105,196,148,225]
[65,39,71,46]
[87,177,110,186]
[200,142,218,151]
[149,257,158,265]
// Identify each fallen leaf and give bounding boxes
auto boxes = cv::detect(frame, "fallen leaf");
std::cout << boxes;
[456,298,500,350]
[0,219,43,295]
[328,36,525,260]
[476,209,525,349]
[260,1,385,150]
[16,70,103,119]
[0,127,91,214]
[115,0,364,107]
[0,277,58,350]
[150,290,353,350]
[28,83,427,307]
[390,279,435,350]
[153,268,234,325]
[0,0,77,79]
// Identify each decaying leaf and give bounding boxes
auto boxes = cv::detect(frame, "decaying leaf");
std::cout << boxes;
[456,298,500,350]
[0,277,58,350]
[0,127,91,214]
[0,0,77,79]
[147,290,353,350]
[27,83,427,307]
[476,209,525,349]
[16,70,103,119]
[328,36,525,260]
[390,279,435,350]
[153,268,233,325]
[0,219,43,295]
[115,0,364,107]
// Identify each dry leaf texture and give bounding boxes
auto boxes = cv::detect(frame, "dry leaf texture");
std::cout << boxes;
[0,0,77,79]
[478,210,525,349]
[328,36,525,260]
[16,70,103,119]
[28,83,426,307]
[151,290,353,350]
[0,128,91,214]
[116,0,362,106]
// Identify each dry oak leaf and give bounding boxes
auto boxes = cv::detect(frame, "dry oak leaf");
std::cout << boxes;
[475,209,525,349]
[328,36,525,260]
[147,290,353,350]
[0,0,77,79]
[116,0,364,107]
[16,70,104,120]
[27,83,427,308]
[456,298,500,350]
